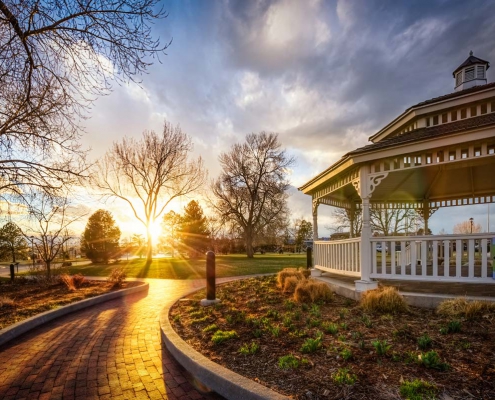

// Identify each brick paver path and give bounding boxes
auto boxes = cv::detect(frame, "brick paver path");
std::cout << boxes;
[0,279,225,400]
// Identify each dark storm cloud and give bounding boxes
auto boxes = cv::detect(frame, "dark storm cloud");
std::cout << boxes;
[83,0,495,231]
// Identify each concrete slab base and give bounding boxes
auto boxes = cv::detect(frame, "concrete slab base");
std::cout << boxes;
[354,279,379,292]
[200,298,221,307]
[310,268,322,277]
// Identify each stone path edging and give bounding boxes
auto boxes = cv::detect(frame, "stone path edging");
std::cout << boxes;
[0,281,149,347]
[160,285,289,400]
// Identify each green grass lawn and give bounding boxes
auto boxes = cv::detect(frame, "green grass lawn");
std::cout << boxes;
[68,253,307,279]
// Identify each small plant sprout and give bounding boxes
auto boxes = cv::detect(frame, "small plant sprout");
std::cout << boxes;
[211,330,238,345]
[301,332,323,353]
[202,324,218,333]
[418,351,450,371]
[339,308,349,319]
[447,320,461,333]
[332,368,357,385]
[239,342,260,355]
[278,354,300,369]
[372,340,391,356]
[417,333,432,350]
[400,379,438,400]
[322,322,339,335]
[310,304,321,318]
[340,348,353,361]
[361,314,373,328]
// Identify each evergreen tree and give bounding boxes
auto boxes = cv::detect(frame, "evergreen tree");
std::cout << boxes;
[0,222,28,263]
[179,200,210,256]
[81,210,121,263]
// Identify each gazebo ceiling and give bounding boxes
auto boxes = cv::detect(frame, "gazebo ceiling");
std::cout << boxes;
[318,156,495,208]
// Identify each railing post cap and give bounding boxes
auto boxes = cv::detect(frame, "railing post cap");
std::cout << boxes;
[206,251,215,259]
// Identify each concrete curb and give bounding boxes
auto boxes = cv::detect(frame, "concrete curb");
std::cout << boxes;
[315,275,495,308]
[159,286,289,400]
[0,281,149,347]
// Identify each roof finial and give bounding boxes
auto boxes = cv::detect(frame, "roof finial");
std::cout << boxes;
[470,50,473,56]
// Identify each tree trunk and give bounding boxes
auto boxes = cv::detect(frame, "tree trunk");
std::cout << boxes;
[46,260,51,277]
[146,227,153,265]
[245,228,254,258]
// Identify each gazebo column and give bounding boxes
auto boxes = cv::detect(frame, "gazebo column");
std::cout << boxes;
[312,199,319,241]
[311,199,322,277]
[355,167,379,292]
[349,205,356,238]
[423,200,429,235]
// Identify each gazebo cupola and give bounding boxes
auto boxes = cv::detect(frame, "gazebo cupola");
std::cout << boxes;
[453,51,489,92]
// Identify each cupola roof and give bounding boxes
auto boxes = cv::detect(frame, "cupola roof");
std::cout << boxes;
[453,51,489,77]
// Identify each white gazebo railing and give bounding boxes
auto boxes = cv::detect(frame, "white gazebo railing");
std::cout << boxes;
[370,234,493,282]
[313,234,494,284]
[313,238,361,277]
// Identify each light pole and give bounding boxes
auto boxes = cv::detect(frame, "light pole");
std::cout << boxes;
[30,236,34,268]
[469,217,473,234]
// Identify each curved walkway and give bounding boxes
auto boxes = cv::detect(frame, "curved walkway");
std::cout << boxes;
[0,279,225,400]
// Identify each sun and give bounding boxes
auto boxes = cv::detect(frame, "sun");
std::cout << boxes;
[149,220,162,242]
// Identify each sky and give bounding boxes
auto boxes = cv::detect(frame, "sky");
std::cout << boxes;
[77,0,495,239]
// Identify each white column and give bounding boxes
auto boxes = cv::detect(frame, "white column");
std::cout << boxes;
[355,166,378,292]
[312,200,319,241]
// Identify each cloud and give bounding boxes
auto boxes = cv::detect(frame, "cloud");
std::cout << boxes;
[75,0,495,236]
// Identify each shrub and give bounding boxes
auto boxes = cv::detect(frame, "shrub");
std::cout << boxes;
[278,354,300,369]
[294,279,333,303]
[372,340,391,356]
[360,286,408,314]
[277,268,305,289]
[211,330,238,345]
[400,379,438,400]
[437,298,495,320]
[332,368,357,385]
[107,266,127,287]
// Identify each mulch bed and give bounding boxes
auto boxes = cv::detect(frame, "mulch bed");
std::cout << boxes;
[0,278,141,330]
[170,275,495,399]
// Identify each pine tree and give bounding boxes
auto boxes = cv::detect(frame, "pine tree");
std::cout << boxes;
[179,201,210,256]
[81,210,121,263]
[0,222,28,263]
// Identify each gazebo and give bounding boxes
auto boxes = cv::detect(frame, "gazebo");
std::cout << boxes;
[299,52,495,292]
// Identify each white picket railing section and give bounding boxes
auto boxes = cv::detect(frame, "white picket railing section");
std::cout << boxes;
[370,234,494,282]
[313,238,361,277]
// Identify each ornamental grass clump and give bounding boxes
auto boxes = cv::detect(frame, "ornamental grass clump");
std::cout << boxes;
[400,379,438,400]
[283,276,300,294]
[277,268,305,289]
[0,296,14,308]
[360,286,408,314]
[293,279,333,303]
[437,298,495,320]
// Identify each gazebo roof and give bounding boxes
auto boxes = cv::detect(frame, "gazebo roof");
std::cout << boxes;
[410,81,495,109]
[348,112,495,156]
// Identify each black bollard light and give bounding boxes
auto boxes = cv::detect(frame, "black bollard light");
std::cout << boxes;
[201,251,220,307]
[307,247,313,269]
[206,251,215,300]
[9,263,15,282]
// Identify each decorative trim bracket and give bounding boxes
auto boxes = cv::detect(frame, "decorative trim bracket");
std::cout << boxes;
[312,199,320,215]
[351,179,360,197]
[368,173,389,197]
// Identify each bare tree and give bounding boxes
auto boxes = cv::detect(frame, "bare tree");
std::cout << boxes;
[453,220,482,234]
[0,0,168,197]
[328,208,363,237]
[95,123,206,264]
[211,132,294,258]
[370,208,417,235]
[26,192,86,276]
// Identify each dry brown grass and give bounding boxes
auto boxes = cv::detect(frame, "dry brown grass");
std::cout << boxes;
[277,268,305,289]
[283,276,300,294]
[437,298,495,320]
[0,295,14,308]
[60,274,76,291]
[72,274,85,288]
[293,279,333,303]
[360,286,408,314]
